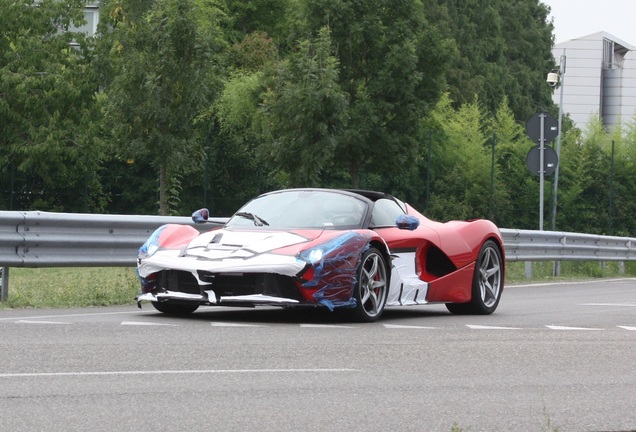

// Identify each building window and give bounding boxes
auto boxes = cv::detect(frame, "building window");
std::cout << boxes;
[69,6,99,37]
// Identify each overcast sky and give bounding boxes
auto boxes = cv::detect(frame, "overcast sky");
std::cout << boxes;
[542,0,636,46]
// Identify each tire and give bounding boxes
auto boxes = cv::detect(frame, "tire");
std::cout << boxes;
[152,301,199,315]
[352,247,389,322]
[446,240,503,315]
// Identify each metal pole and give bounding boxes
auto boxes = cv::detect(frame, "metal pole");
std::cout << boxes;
[10,162,15,210]
[1,267,8,302]
[609,140,615,235]
[539,113,545,231]
[426,129,432,213]
[551,51,566,230]
[490,133,496,220]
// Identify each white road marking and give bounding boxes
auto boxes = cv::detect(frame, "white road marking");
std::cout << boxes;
[0,368,357,378]
[546,325,603,331]
[0,310,153,322]
[618,326,636,331]
[466,325,521,330]
[15,320,72,325]
[510,278,636,288]
[121,321,178,326]
[580,303,636,307]
[211,322,265,327]
[300,324,356,328]
[383,324,437,329]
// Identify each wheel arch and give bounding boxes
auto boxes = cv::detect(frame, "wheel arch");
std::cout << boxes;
[485,234,506,286]
[369,239,392,277]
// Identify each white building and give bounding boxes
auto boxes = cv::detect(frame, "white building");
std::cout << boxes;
[552,32,636,131]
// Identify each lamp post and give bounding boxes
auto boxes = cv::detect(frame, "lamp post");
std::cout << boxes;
[547,50,566,231]
[546,50,566,276]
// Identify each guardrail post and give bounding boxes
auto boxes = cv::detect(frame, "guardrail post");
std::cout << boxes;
[0,267,8,301]
[524,261,532,279]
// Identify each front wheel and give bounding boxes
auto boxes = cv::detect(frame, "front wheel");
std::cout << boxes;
[152,301,199,315]
[351,247,389,322]
[446,240,503,315]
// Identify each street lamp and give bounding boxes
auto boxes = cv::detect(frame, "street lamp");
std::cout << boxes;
[547,50,566,231]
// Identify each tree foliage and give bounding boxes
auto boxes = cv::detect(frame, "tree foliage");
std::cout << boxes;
[289,0,453,187]
[259,27,348,186]
[426,0,556,121]
[4,0,636,238]
[97,0,227,214]
[0,0,103,211]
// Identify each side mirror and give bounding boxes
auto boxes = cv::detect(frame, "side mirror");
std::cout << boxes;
[396,215,419,230]
[192,208,210,224]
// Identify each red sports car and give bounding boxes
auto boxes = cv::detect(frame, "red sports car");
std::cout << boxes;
[136,188,504,321]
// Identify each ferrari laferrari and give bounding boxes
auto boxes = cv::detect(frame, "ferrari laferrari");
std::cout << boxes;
[136,188,504,321]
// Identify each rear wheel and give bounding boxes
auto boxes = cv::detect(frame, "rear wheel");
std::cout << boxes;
[352,247,389,322]
[152,301,199,315]
[446,240,503,315]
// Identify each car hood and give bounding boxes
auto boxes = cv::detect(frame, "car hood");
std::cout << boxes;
[184,228,320,260]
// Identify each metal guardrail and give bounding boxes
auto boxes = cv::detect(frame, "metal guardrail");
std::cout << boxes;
[0,211,227,268]
[1,211,636,300]
[0,211,227,301]
[501,229,636,262]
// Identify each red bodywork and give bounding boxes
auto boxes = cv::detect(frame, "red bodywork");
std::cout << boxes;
[377,204,504,304]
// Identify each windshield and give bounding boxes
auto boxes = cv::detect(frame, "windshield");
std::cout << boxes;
[226,190,369,230]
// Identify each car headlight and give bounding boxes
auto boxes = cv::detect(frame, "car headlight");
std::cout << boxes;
[299,232,367,265]
[306,248,324,263]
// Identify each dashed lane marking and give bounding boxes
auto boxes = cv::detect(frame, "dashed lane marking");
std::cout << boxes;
[580,303,636,307]
[4,319,635,331]
[121,321,178,326]
[211,322,265,327]
[0,310,153,321]
[15,320,72,325]
[511,278,636,288]
[466,325,522,330]
[546,325,604,331]
[300,324,357,329]
[0,368,358,379]
[383,324,438,329]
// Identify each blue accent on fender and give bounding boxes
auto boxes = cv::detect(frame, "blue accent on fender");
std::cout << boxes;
[318,297,357,311]
[138,225,166,257]
[136,268,156,293]
[299,232,370,310]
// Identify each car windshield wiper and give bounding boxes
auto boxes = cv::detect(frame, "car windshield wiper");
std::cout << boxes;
[234,212,269,226]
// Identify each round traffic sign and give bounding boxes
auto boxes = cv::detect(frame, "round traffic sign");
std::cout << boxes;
[526,112,558,144]
[525,145,558,176]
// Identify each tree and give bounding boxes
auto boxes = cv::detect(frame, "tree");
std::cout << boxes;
[0,0,104,211]
[486,97,536,228]
[209,70,274,214]
[426,0,556,121]
[97,0,227,215]
[424,95,494,220]
[278,0,452,188]
[223,0,292,41]
[552,115,636,236]
[259,27,348,186]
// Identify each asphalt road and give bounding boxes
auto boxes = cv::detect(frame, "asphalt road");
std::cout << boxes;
[0,278,635,432]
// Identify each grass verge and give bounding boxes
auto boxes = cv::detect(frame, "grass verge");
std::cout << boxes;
[0,267,139,309]
[1,260,635,309]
